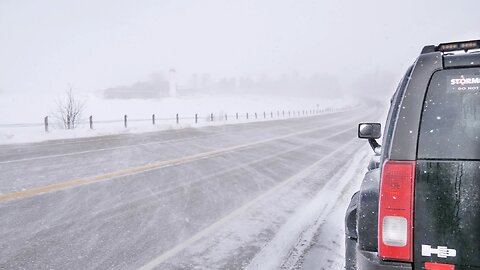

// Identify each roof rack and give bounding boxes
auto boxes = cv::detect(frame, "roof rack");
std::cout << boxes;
[421,39,480,54]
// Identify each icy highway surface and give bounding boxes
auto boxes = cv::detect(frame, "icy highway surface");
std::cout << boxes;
[0,104,380,269]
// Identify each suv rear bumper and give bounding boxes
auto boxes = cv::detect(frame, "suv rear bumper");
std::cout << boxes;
[357,249,412,270]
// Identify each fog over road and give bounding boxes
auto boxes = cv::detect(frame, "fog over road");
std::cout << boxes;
[0,104,381,269]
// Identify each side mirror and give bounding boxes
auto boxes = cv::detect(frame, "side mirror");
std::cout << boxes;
[358,123,382,139]
[358,123,382,153]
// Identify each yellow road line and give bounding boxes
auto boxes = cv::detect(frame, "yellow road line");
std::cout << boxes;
[0,121,351,203]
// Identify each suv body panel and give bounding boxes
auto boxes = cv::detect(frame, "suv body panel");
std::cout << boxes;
[414,161,480,268]
[444,53,480,68]
[389,52,442,160]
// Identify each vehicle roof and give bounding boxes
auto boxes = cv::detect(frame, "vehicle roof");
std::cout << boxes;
[386,40,480,160]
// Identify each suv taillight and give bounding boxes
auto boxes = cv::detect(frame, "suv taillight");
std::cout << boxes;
[379,160,415,262]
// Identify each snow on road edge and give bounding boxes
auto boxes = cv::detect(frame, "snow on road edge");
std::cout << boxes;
[245,146,370,270]
[287,147,370,270]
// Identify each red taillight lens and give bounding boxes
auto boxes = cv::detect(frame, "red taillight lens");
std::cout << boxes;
[424,262,455,270]
[379,160,415,261]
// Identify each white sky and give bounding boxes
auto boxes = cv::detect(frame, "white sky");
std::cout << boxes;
[0,0,478,94]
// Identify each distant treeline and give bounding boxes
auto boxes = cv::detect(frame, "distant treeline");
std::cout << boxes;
[102,72,345,99]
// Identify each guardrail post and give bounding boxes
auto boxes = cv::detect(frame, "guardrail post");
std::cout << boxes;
[246,113,249,119]
[152,114,155,125]
[89,115,93,129]
[124,115,127,128]
[44,116,49,132]
[176,113,179,124]
[211,113,214,122]
[255,113,257,119]
[271,112,273,118]
[195,113,198,123]
[277,111,279,117]
[236,112,238,120]
[225,114,227,121]
[282,110,285,117]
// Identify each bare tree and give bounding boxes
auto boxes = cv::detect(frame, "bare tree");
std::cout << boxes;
[56,88,85,129]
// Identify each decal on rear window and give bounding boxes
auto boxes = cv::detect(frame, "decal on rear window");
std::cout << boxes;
[449,75,480,92]
[450,76,480,85]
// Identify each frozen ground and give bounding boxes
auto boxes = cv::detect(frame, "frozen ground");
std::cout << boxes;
[0,93,358,144]
[0,102,381,269]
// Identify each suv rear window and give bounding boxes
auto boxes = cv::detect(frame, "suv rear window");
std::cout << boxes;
[418,67,480,159]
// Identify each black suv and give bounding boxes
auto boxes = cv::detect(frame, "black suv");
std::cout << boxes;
[345,40,480,270]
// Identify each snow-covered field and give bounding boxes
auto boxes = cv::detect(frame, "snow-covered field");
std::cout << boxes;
[0,93,359,144]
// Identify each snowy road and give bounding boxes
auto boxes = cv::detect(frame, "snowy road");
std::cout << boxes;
[0,104,381,269]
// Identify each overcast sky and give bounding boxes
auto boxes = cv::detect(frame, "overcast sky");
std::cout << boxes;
[0,0,478,94]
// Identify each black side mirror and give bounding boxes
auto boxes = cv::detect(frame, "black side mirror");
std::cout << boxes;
[358,123,382,153]
[358,123,382,139]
